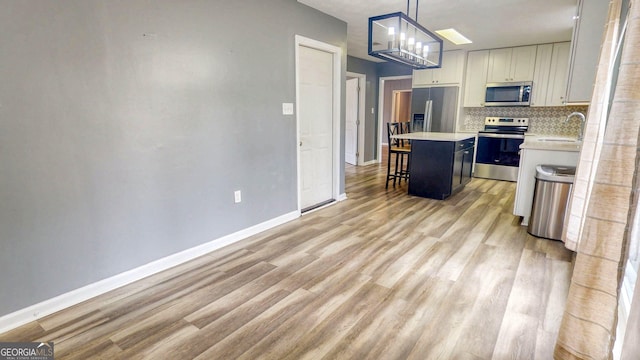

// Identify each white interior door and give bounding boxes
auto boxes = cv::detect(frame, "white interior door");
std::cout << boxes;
[299,45,334,210]
[345,77,359,165]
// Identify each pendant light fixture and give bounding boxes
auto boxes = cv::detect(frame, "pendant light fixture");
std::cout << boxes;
[368,0,443,69]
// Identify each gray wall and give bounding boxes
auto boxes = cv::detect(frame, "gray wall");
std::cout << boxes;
[347,56,412,162]
[377,61,413,78]
[0,0,346,317]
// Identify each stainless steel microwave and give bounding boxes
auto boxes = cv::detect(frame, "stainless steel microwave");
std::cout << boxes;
[485,81,532,107]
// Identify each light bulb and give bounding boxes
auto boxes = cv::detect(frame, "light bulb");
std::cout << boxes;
[415,42,423,64]
[387,27,396,50]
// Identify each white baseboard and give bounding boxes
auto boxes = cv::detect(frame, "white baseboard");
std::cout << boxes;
[337,193,347,202]
[0,210,300,334]
[360,159,378,166]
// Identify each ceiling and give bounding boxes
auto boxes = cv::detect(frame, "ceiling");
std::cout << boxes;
[298,0,578,61]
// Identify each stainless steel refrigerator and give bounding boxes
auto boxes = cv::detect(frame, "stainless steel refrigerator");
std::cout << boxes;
[410,86,459,133]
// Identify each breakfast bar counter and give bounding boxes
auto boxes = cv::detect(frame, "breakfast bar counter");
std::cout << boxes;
[392,132,478,142]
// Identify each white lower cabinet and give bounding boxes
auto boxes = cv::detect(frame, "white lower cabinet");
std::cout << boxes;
[514,147,580,226]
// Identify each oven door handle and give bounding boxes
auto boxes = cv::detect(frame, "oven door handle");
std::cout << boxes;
[478,133,525,140]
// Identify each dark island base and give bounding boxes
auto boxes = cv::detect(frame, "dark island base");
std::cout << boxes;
[408,137,475,200]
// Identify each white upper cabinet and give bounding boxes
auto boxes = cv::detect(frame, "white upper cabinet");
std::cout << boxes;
[530,42,570,107]
[486,48,512,82]
[461,42,573,107]
[487,45,537,83]
[546,42,571,106]
[413,50,464,87]
[565,0,610,104]
[463,50,489,107]
[530,44,553,107]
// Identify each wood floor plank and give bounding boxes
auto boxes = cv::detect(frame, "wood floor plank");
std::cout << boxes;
[149,286,292,359]
[436,232,486,281]
[450,266,516,359]
[317,294,407,360]
[506,248,548,317]
[120,321,200,360]
[0,161,575,360]
[299,284,396,360]
[63,339,122,360]
[192,288,316,360]
[406,244,501,360]
[375,232,441,288]
[0,321,46,343]
[492,311,539,359]
[48,261,274,356]
[540,258,572,332]
[375,278,456,359]
[200,269,371,359]
[183,253,317,329]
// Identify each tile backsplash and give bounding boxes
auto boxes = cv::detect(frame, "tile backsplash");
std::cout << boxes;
[461,106,589,136]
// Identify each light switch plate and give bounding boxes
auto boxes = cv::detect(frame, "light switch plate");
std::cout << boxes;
[282,103,294,115]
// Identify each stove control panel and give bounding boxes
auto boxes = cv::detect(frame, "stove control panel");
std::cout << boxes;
[484,117,529,126]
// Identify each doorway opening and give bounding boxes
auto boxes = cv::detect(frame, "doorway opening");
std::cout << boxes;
[346,72,366,166]
[377,76,413,162]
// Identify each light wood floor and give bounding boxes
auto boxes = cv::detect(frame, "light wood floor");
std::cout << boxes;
[0,160,575,359]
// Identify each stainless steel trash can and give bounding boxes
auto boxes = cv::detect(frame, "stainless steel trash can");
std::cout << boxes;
[528,165,576,240]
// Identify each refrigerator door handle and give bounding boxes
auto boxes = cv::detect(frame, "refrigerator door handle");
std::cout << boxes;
[424,100,433,132]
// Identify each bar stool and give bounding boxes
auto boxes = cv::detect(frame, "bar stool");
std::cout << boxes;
[386,122,412,189]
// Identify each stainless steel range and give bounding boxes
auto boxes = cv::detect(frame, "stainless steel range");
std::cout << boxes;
[474,117,529,182]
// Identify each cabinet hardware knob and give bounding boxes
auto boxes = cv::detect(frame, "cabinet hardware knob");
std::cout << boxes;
[299,141,303,146]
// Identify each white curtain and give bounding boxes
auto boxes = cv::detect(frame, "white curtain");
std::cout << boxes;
[555,1,640,359]
[562,0,622,252]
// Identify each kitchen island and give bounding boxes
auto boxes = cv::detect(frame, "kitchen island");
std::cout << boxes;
[392,132,476,200]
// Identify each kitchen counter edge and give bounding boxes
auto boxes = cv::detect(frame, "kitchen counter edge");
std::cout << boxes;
[391,132,476,142]
[520,135,582,152]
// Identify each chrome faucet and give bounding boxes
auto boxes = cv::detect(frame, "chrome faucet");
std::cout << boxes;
[565,112,586,141]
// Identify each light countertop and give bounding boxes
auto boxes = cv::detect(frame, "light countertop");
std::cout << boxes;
[392,132,476,142]
[520,135,582,152]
